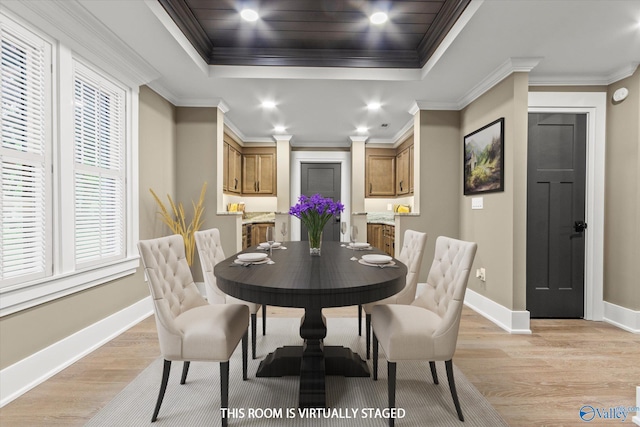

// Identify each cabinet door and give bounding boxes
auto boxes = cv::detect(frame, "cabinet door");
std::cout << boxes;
[366,224,383,251]
[223,143,229,191]
[366,155,395,197]
[227,146,242,193]
[409,145,414,194]
[242,154,258,193]
[256,153,275,194]
[396,148,410,195]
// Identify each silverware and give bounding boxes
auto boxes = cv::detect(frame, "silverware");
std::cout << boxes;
[377,264,398,269]
[230,262,251,267]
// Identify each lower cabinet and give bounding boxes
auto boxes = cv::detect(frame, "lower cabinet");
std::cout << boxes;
[367,223,394,257]
[251,222,274,246]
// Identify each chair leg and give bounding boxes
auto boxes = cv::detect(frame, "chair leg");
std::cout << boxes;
[151,359,171,422]
[366,313,371,359]
[180,361,190,384]
[251,313,257,359]
[358,304,362,336]
[220,361,229,427]
[445,360,464,422]
[262,305,267,335]
[388,361,397,427]
[429,361,439,384]
[372,332,379,380]
[242,331,248,381]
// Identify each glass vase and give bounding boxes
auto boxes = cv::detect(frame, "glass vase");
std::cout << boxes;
[308,230,323,256]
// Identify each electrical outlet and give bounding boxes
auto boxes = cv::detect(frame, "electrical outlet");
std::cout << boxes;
[479,268,486,282]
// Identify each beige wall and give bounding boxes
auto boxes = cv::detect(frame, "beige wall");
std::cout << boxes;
[459,73,530,311]
[604,68,640,310]
[0,86,175,369]
[175,107,220,282]
[405,110,461,281]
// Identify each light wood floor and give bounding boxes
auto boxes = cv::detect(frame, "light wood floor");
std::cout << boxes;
[1,306,638,426]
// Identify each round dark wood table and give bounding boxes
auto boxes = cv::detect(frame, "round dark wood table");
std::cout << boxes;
[214,241,406,408]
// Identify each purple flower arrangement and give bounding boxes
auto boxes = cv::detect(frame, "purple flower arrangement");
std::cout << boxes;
[289,194,344,252]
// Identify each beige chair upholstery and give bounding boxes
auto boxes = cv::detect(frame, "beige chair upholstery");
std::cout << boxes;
[362,229,428,358]
[371,236,477,426]
[138,234,249,427]
[195,228,264,359]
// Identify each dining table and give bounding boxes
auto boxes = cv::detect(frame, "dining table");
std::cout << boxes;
[214,240,407,408]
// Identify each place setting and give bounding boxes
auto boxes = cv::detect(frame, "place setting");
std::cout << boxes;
[232,252,274,267]
[358,254,398,269]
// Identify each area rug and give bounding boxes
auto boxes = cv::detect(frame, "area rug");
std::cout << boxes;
[86,318,507,427]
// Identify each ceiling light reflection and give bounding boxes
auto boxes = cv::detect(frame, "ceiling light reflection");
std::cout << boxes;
[370,12,388,25]
[241,9,259,22]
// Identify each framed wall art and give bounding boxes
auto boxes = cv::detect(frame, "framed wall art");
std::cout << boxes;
[463,117,504,195]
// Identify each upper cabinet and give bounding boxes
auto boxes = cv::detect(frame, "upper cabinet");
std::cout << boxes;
[223,134,242,194]
[396,135,413,196]
[242,147,276,195]
[223,133,276,196]
[366,148,396,197]
[365,135,413,198]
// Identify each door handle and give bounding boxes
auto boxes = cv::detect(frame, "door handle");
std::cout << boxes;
[573,221,587,233]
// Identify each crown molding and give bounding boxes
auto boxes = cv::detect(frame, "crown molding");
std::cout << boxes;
[272,135,293,143]
[456,57,542,109]
[3,0,159,88]
[410,101,459,112]
[529,62,639,86]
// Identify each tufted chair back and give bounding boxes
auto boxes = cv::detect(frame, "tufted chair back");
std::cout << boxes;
[194,228,228,304]
[412,236,477,357]
[138,234,207,358]
[393,229,428,304]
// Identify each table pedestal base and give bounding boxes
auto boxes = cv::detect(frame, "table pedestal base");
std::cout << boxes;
[256,344,369,408]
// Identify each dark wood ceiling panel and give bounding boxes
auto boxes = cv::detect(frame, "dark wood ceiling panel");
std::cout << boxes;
[158,0,471,68]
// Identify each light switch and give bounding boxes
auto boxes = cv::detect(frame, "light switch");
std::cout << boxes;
[471,197,483,210]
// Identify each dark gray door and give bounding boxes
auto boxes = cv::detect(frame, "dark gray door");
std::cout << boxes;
[527,113,587,318]
[300,163,341,241]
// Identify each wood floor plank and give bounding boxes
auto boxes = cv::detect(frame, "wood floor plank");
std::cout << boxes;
[1,306,638,426]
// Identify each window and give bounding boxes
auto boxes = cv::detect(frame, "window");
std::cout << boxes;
[0,13,138,315]
[0,18,52,286]
[73,63,125,267]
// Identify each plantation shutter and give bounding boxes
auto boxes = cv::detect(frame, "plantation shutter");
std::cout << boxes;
[0,23,50,285]
[73,63,125,266]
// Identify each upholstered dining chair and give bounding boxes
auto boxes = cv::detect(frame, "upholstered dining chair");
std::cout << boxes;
[371,236,477,426]
[362,229,428,359]
[195,228,264,359]
[138,234,249,427]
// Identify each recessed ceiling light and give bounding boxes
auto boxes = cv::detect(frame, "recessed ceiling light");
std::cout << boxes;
[240,8,259,22]
[357,126,368,133]
[274,125,286,133]
[370,12,388,25]
[367,102,381,111]
[261,100,276,109]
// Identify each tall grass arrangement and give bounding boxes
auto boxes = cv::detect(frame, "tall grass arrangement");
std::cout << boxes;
[149,182,207,266]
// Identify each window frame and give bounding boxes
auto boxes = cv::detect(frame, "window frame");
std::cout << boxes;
[0,12,139,317]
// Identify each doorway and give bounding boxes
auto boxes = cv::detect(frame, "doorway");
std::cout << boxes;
[300,163,341,241]
[527,113,586,318]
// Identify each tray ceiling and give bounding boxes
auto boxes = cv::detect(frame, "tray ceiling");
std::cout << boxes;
[158,0,471,68]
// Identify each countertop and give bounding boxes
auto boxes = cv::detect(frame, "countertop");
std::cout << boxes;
[242,212,275,224]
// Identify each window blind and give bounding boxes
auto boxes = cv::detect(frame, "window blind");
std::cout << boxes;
[73,64,125,266]
[0,26,48,284]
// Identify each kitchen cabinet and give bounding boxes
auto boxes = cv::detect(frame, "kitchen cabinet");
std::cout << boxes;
[409,144,414,194]
[242,148,276,195]
[396,147,410,195]
[242,224,251,250]
[251,222,274,245]
[365,148,396,197]
[223,134,242,194]
[367,223,394,257]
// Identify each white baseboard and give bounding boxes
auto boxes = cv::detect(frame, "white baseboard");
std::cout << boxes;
[463,288,532,334]
[0,296,153,407]
[603,302,640,334]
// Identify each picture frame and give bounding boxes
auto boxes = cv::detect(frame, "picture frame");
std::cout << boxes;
[463,117,504,195]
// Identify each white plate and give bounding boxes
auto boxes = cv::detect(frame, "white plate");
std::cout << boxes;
[235,258,270,265]
[259,242,281,248]
[361,254,392,264]
[349,242,370,249]
[237,253,268,262]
